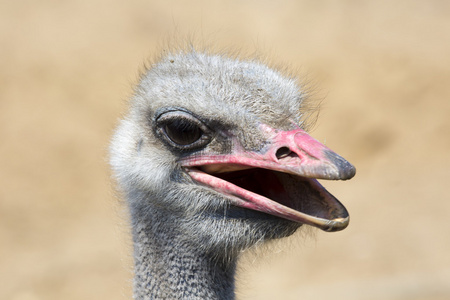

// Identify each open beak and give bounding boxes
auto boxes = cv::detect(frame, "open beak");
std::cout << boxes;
[180,128,356,232]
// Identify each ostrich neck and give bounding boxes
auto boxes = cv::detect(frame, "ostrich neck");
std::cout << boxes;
[130,205,237,299]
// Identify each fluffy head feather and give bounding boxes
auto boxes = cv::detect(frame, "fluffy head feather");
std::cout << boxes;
[111,51,307,258]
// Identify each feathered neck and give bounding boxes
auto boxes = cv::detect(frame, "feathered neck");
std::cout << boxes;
[129,200,237,299]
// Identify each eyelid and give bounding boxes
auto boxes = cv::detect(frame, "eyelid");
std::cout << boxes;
[156,110,210,131]
[155,107,202,123]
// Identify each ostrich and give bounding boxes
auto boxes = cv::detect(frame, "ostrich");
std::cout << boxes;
[110,50,355,299]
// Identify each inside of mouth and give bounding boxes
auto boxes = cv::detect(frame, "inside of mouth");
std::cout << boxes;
[214,168,295,209]
[202,166,339,221]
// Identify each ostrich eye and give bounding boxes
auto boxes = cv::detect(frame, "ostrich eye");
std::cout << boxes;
[155,109,211,150]
[164,119,202,146]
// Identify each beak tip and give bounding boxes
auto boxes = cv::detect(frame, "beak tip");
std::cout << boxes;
[323,217,350,232]
[340,163,356,180]
[323,150,356,180]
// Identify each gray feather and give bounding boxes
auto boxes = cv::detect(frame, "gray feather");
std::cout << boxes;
[110,50,313,299]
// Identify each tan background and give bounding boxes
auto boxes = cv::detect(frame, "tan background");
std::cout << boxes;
[1,0,449,299]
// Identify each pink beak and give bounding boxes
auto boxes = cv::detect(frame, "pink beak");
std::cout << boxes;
[180,128,355,232]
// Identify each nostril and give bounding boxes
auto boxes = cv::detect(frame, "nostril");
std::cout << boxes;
[275,147,292,159]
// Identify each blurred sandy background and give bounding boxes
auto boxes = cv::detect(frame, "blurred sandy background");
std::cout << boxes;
[1,0,449,299]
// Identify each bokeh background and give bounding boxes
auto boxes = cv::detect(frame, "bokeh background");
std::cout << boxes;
[1,0,449,299]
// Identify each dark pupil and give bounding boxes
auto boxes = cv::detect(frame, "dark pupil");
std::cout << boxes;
[164,119,202,145]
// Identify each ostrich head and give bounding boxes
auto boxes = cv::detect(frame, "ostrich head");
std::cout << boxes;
[110,50,355,298]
